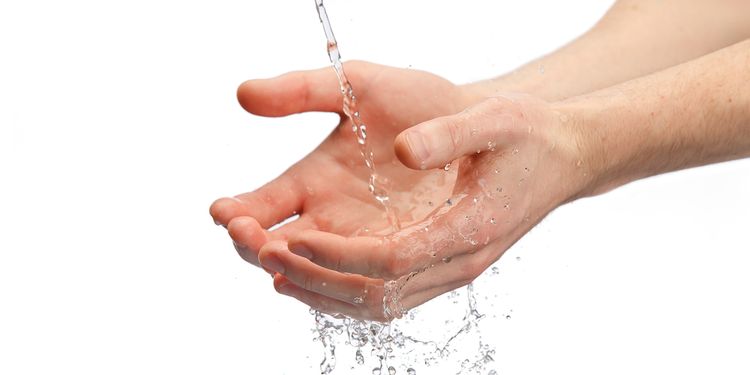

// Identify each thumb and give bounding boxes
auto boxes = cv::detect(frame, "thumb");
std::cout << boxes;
[394,97,522,170]
[237,67,343,117]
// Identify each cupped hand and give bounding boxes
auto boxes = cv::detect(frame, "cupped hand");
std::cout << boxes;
[280,91,592,320]
[211,61,592,321]
[210,61,477,318]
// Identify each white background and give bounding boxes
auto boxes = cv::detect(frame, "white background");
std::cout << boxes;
[1,1,749,374]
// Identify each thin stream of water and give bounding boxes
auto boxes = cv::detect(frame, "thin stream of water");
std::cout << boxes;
[315,0,401,232]
[310,2,499,374]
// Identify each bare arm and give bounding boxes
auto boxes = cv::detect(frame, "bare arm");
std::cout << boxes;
[561,38,750,197]
[465,0,750,101]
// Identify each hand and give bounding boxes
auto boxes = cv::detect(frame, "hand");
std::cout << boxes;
[279,92,590,320]
[210,61,478,319]
[211,61,590,321]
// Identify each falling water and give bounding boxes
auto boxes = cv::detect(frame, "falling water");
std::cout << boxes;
[314,0,401,231]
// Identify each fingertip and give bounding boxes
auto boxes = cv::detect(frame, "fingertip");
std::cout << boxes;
[236,77,288,116]
[273,273,291,293]
[210,197,244,227]
[394,131,423,170]
[227,216,268,251]
[236,80,255,113]
[257,240,287,263]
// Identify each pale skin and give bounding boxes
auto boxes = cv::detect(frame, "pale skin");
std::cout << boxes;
[210,0,750,321]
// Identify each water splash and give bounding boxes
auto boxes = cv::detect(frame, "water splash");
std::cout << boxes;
[311,282,500,374]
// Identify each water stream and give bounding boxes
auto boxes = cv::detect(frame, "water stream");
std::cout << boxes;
[310,2,499,374]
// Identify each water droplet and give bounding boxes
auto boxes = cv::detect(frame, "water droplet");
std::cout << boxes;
[489,371,497,375]
[576,159,583,167]
[487,141,496,151]
[512,148,519,155]
[490,217,496,224]
[494,169,500,174]
[516,256,521,261]
[354,349,364,365]
[470,128,478,136]
[372,368,381,375]
[427,201,433,206]
[473,197,479,204]
[524,167,529,173]
[388,366,397,375]
[505,315,512,320]
[443,163,451,171]
[491,266,500,275]
[407,368,416,375]
[353,296,364,304]
[503,203,510,210]
[446,198,453,206]
[496,187,503,193]
[321,282,327,287]
[442,257,452,263]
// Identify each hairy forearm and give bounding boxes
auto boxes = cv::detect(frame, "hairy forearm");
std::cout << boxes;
[465,0,750,102]
[560,39,750,197]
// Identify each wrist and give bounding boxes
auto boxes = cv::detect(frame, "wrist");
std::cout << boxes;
[551,96,631,200]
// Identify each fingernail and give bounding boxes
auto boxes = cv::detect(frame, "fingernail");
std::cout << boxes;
[290,245,313,260]
[277,279,291,292]
[405,131,430,162]
[262,254,285,275]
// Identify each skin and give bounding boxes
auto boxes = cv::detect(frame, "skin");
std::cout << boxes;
[210,1,750,321]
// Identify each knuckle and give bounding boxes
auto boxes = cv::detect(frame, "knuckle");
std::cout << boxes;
[445,119,464,155]
[383,251,411,280]
[302,274,315,292]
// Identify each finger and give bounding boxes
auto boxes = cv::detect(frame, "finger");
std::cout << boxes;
[394,96,524,170]
[289,191,500,280]
[237,67,343,117]
[268,215,318,240]
[273,274,386,321]
[259,241,384,306]
[210,174,305,229]
[226,215,317,271]
[227,216,268,268]
[288,231,408,280]
[397,248,497,311]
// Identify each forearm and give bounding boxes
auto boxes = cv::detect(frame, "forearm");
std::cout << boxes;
[561,39,750,197]
[465,0,750,102]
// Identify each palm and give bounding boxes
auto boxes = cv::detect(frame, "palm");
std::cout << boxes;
[211,62,473,259]
[293,64,470,235]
